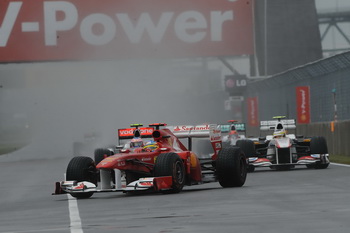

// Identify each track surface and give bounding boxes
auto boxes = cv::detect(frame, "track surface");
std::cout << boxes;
[0,155,350,233]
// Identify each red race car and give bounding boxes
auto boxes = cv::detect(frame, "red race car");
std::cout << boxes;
[53,123,247,199]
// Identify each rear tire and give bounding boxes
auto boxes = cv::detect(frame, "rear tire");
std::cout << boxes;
[216,146,247,187]
[94,148,113,165]
[66,156,97,199]
[154,153,185,193]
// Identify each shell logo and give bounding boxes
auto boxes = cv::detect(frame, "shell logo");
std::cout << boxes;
[301,115,307,121]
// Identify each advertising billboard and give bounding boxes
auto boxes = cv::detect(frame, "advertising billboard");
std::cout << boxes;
[247,96,258,127]
[0,0,253,62]
[296,86,311,124]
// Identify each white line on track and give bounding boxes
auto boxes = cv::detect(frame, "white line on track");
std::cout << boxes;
[331,162,350,167]
[64,173,84,233]
[68,194,84,233]
[1,228,68,233]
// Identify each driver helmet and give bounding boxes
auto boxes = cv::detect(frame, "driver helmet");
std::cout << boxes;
[273,129,286,138]
[143,140,159,152]
[130,137,143,148]
[229,129,238,135]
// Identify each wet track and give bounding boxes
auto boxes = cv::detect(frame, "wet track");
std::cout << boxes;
[0,154,350,233]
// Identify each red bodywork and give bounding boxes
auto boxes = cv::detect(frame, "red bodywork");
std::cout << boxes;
[97,127,203,183]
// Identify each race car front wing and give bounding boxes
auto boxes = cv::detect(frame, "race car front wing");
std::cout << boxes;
[248,154,330,168]
[53,176,173,195]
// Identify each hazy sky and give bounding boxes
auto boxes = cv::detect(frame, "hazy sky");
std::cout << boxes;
[315,0,350,11]
[315,0,350,54]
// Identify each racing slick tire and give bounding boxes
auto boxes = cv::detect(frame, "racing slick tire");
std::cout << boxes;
[94,148,114,182]
[236,139,255,158]
[216,146,247,187]
[310,136,328,154]
[310,136,329,169]
[154,153,185,193]
[306,162,329,169]
[236,140,255,173]
[66,156,98,199]
[314,163,329,169]
[94,148,113,165]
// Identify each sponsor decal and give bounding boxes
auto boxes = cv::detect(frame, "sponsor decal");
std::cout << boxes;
[224,75,248,94]
[247,97,258,126]
[215,142,221,149]
[296,86,310,124]
[210,135,221,141]
[174,125,210,132]
[0,0,253,62]
[73,183,85,190]
[139,181,153,186]
[117,160,126,166]
[141,157,152,162]
[118,127,154,137]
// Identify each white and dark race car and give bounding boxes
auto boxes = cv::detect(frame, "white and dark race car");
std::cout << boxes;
[248,116,330,172]
[53,123,247,199]
[219,120,256,165]
[221,120,246,146]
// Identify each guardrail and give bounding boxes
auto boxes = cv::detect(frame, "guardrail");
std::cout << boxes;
[296,120,350,157]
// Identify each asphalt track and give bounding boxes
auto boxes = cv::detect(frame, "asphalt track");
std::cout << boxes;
[1,154,350,233]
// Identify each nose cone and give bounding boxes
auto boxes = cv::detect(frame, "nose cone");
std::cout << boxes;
[96,156,121,169]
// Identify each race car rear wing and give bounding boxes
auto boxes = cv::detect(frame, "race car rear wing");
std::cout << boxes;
[167,124,220,138]
[260,119,296,131]
[167,124,222,159]
[219,123,246,133]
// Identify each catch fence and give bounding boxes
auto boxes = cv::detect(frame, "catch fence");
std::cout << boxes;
[245,51,350,156]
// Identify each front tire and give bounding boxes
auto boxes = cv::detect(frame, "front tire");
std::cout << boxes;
[275,165,293,171]
[314,163,329,169]
[247,165,255,173]
[154,153,185,193]
[310,136,329,169]
[310,136,328,154]
[216,146,247,187]
[66,156,97,199]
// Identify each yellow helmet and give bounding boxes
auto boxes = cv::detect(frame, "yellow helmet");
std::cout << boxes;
[273,129,286,138]
[143,140,159,152]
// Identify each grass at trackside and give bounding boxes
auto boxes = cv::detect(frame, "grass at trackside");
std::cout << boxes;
[330,154,350,165]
